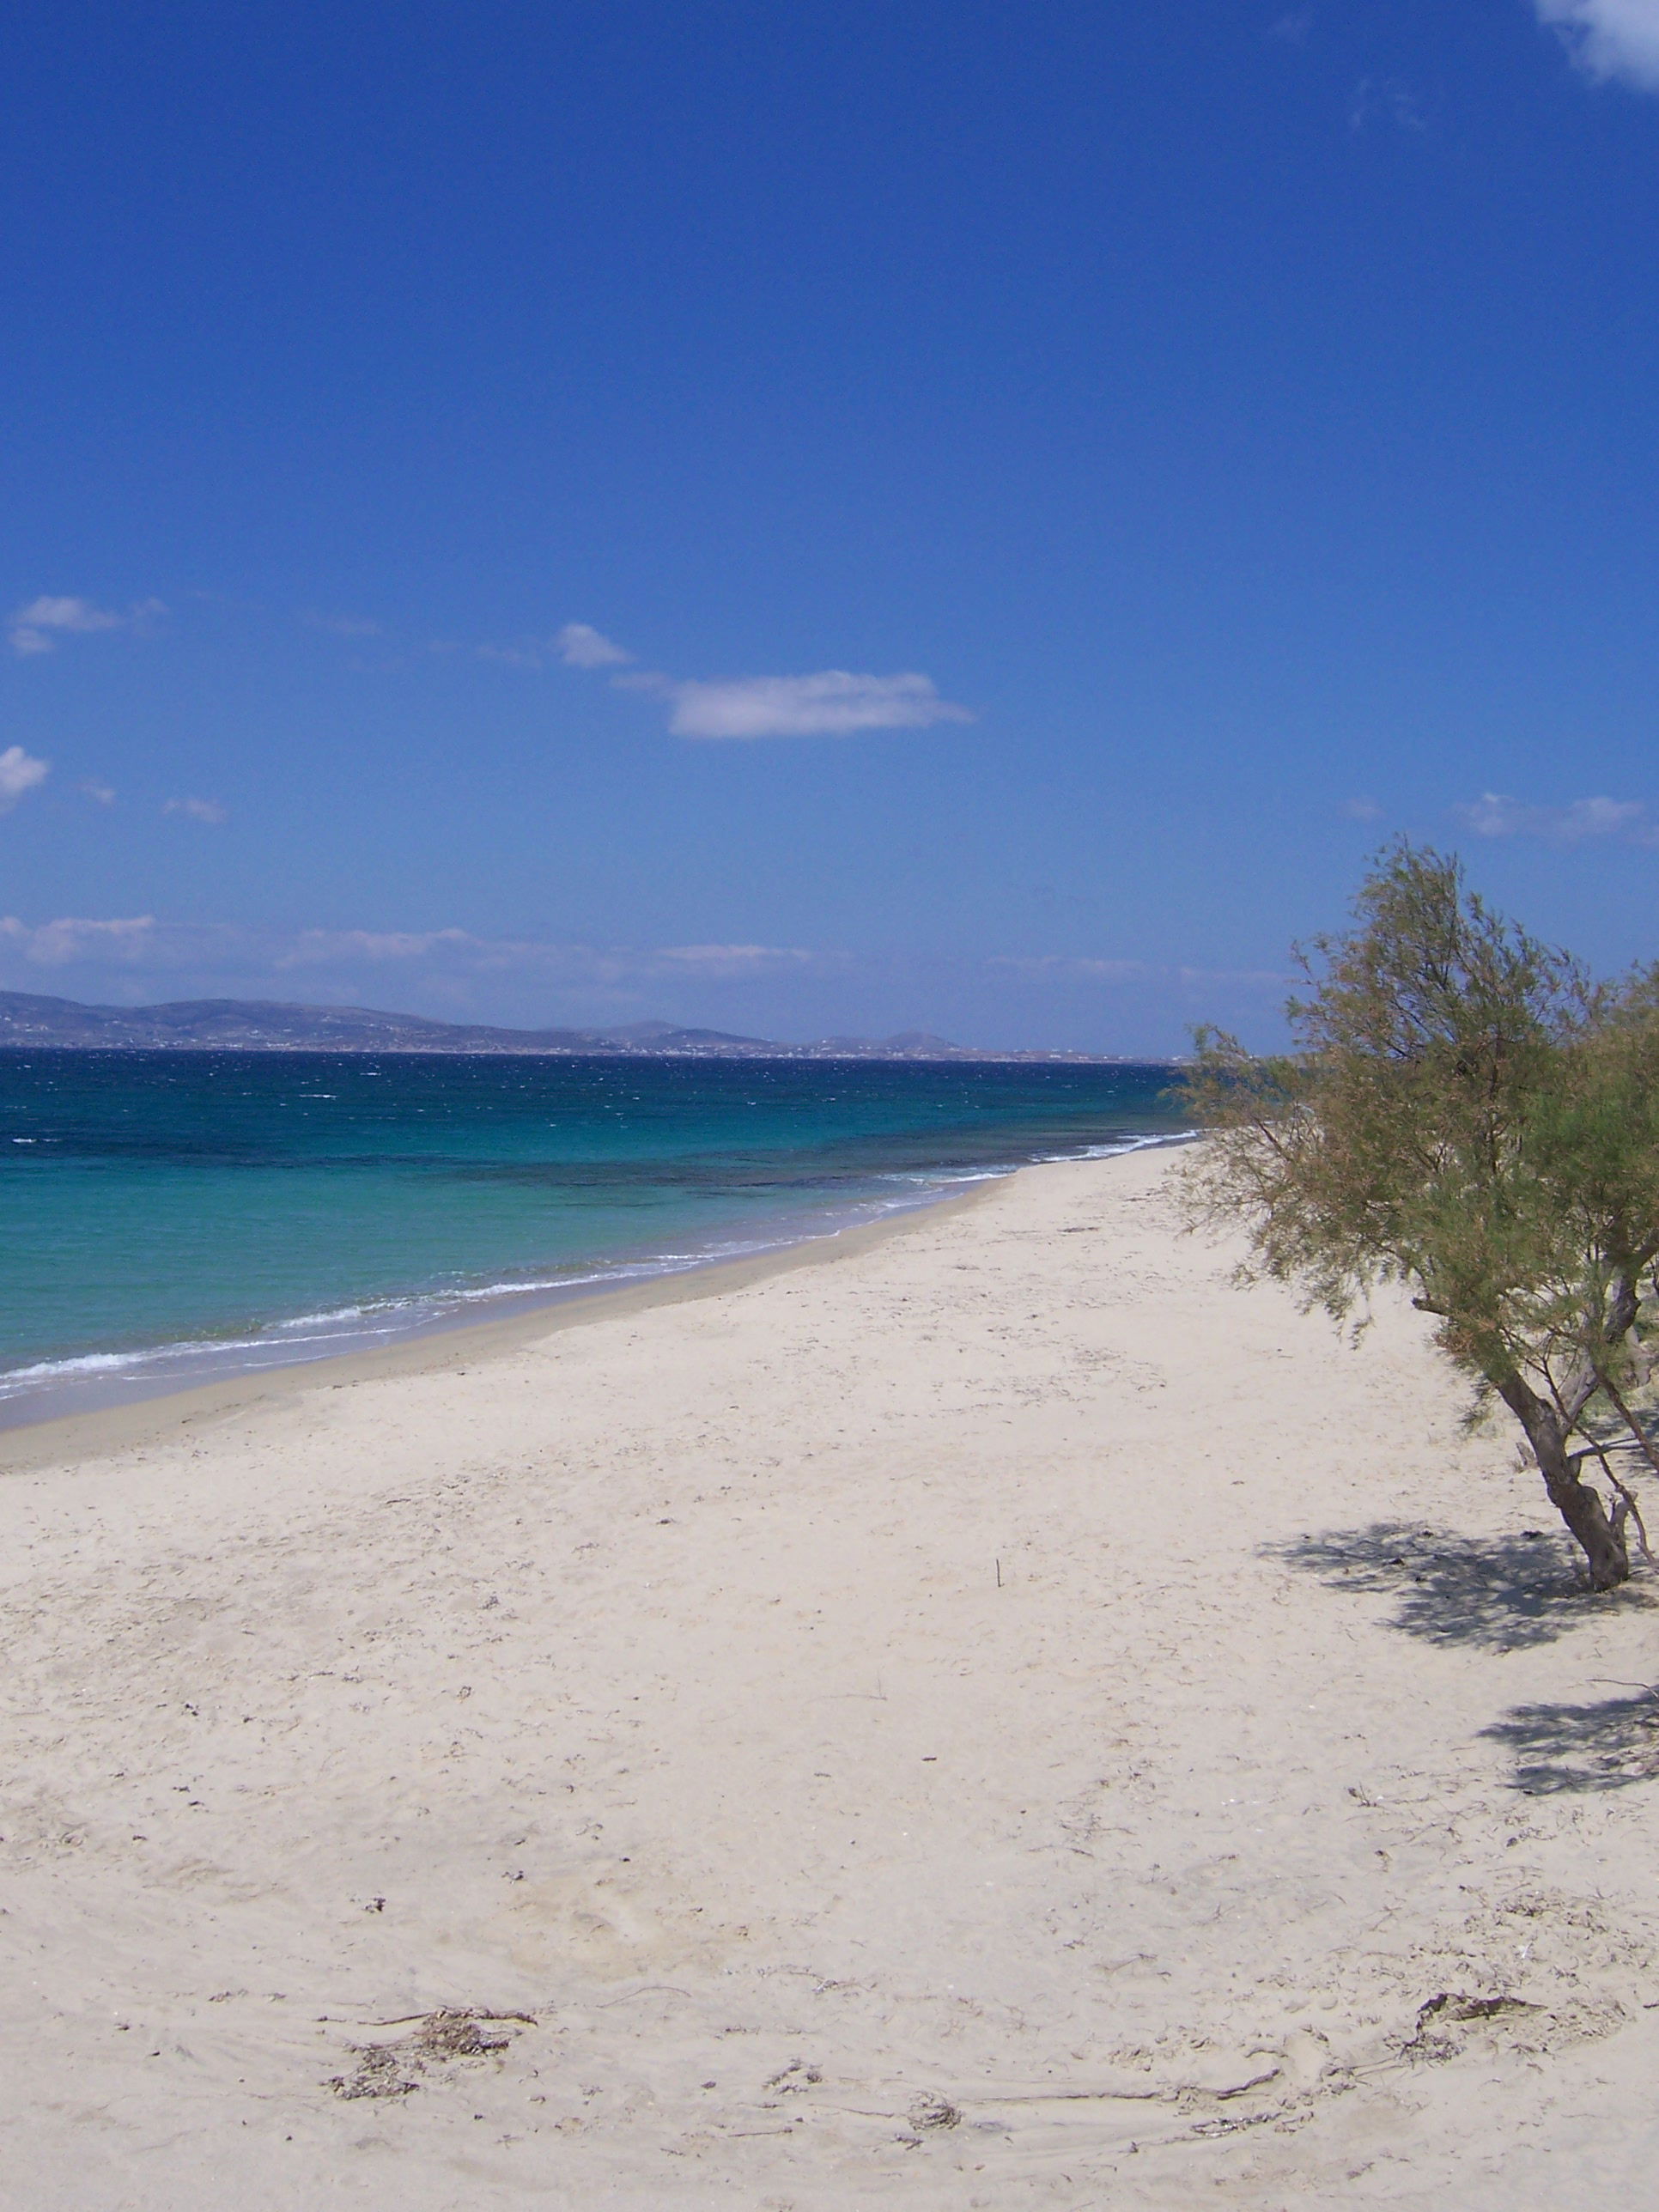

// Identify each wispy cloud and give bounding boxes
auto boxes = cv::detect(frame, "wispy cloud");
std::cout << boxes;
[0,915,1289,1048]
[1349,75,1429,131]
[78,779,117,805]
[655,943,814,972]
[555,623,630,668]
[0,915,1287,1000]
[0,916,876,994]
[1342,796,1383,822]
[1456,790,1659,843]
[1267,7,1316,42]
[8,595,166,656]
[477,622,632,672]
[653,670,975,741]
[0,915,157,965]
[1537,1,1659,89]
[0,915,836,1021]
[991,954,1146,981]
[478,616,972,740]
[990,952,1288,990]
[0,746,50,812]
[270,928,817,982]
[276,927,481,967]
[164,796,228,825]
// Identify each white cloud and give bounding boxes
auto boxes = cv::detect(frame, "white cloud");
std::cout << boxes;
[556,623,631,668]
[1537,0,1659,88]
[0,745,50,812]
[1457,790,1659,842]
[0,915,771,1025]
[662,670,974,740]
[1462,793,1530,836]
[7,595,165,655]
[0,915,156,965]
[476,623,633,672]
[1342,795,1383,822]
[0,916,835,999]
[656,944,814,972]
[78,780,117,805]
[8,598,122,654]
[164,796,228,824]
[533,623,972,740]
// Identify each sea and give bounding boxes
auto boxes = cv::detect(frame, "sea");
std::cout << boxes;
[0,1050,1188,1428]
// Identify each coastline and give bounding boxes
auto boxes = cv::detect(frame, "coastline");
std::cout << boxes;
[0,1128,1194,1452]
[0,1048,1191,1441]
[0,1170,1009,1471]
[3,1144,1657,2207]
[0,1158,1012,1438]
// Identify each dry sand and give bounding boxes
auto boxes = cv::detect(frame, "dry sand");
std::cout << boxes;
[2,1146,1658,2209]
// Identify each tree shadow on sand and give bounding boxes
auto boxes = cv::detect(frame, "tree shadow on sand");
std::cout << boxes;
[1479,1690,1659,1794]
[1261,1521,1652,1653]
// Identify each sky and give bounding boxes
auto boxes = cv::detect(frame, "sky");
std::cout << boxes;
[4,0,1659,1054]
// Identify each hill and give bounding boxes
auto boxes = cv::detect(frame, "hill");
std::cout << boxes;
[0,989,1122,1061]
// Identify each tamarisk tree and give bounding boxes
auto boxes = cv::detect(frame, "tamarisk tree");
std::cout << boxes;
[1182,844,1659,1591]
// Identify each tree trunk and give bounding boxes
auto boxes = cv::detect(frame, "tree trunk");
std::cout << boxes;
[1497,1376,1631,1589]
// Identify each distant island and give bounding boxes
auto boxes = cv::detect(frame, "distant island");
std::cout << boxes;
[0,988,1140,1063]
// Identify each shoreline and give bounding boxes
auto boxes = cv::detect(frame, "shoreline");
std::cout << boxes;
[0,1166,1006,1473]
[0,1129,1194,1462]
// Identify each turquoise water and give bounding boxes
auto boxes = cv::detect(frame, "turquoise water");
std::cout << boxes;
[0,1051,1185,1424]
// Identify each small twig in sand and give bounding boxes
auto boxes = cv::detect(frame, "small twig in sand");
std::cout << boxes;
[325,2008,526,2100]
[334,2008,538,2030]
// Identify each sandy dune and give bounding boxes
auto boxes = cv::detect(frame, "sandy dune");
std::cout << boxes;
[2,1147,1657,2207]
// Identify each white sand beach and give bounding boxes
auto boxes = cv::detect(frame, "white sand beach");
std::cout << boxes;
[2,1146,1657,2209]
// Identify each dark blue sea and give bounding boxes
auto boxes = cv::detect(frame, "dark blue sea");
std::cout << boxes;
[0,1051,1186,1425]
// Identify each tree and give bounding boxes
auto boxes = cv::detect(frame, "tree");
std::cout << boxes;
[1182,843,1659,1591]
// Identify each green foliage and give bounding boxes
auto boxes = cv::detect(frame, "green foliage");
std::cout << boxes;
[1182,843,1659,1589]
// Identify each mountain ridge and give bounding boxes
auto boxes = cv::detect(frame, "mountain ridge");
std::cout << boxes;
[0,988,1139,1063]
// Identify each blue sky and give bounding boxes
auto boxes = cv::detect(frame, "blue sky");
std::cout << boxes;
[3,1,1659,1052]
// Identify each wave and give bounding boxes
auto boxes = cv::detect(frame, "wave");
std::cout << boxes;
[0,1125,1187,1424]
